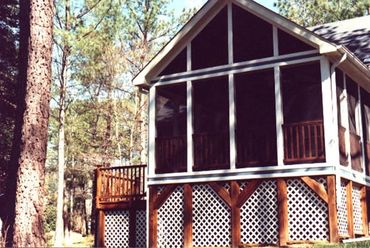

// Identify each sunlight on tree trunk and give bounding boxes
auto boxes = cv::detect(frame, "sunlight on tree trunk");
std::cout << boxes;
[7,0,53,246]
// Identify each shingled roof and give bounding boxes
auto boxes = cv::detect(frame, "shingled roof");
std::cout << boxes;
[310,15,370,67]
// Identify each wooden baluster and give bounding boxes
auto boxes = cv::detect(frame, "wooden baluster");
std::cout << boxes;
[296,125,300,159]
[283,126,288,162]
[302,125,306,159]
[119,168,123,198]
[320,124,324,158]
[308,125,312,159]
[289,126,294,160]
[314,124,318,158]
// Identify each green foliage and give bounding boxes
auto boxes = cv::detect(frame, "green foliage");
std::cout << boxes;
[275,0,370,26]
[0,0,18,195]
[48,0,198,236]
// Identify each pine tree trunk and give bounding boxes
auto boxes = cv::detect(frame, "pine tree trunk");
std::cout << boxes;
[54,108,65,246]
[55,0,70,244]
[6,0,53,246]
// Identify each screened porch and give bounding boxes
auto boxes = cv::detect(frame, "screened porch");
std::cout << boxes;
[154,62,326,174]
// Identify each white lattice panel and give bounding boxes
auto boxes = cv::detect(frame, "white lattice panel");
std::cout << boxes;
[287,178,329,241]
[136,210,146,248]
[193,184,231,247]
[241,180,279,245]
[240,181,247,191]
[104,210,130,248]
[352,185,363,234]
[158,186,184,247]
[337,181,348,236]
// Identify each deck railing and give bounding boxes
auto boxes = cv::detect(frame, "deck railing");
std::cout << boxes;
[95,165,146,205]
[193,132,229,170]
[338,126,348,166]
[350,131,362,172]
[155,135,187,173]
[236,129,277,167]
[283,120,325,164]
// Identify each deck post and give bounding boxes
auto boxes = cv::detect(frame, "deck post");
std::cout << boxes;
[96,210,105,247]
[149,186,158,248]
[184,184,193,247]
[277,179,288,246]
[346,180,355,238]
[327,175,339,243]
[129,207,137,247]
[321,57,339,165]
[361,186,368,236]
[231,181,241,248]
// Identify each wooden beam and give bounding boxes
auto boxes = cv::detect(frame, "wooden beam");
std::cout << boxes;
[301,176,328,203]
[96,210,105,248]
[236,180,261,208]
[149,186,158,248]
[361,186,369,236]
[346,181,354,238]
[95,169,102,209]
[231,181,241,248]
[184,184,193,248]
[128,207,137,248]
[327,176,339,243]
[277,179,288,246]
[154,184,177,209]
[209,182,232,207]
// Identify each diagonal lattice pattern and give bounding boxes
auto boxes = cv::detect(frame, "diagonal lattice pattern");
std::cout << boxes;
[239,181,248,191]
[337,180,349,236]
[158,186,184,248]
[104,210,130,248]
[240,180,279,245]
[352,185,363,234]
[193,184,231,247]
[136,210,146,248]
[287,178,329,241]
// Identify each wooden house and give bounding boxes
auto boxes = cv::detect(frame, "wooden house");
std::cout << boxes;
[94,0,370,247]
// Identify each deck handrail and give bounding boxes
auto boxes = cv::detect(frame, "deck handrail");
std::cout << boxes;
[283,120,325,164]
[95,164,147,206]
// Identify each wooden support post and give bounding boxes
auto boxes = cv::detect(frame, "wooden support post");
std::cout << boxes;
[361,186,369,236]
[184,184,193,248]
[231,181,241,248]
[277,179,288,246]
[149,186,158,248]
[95,169,102,209]
[129,207,137,247]
[96,210,105,248]
[346,181,354,238]
[327,176,339,243]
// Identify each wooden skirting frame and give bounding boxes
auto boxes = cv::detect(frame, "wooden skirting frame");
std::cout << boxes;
[148,176,369,247]
[95,200,146,248]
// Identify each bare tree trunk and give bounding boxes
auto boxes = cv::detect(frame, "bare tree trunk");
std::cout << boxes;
[54,107,65,247]
[55,0,70,245]
[4,0,53,246]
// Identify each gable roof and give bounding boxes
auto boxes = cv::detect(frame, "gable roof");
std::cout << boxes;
[310,15,370,67]
[133,0,370,88]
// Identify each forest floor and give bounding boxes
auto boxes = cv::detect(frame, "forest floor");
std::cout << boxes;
[46,231,94,247]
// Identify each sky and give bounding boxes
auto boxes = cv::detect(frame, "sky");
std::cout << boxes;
[170,0,278,14]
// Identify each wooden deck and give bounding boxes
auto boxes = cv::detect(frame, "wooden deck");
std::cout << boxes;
[95,164,147,210]
[94,165,147,247]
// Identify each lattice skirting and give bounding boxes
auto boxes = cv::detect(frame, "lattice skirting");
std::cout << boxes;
[149,176,367,247]
[103,207,146,248]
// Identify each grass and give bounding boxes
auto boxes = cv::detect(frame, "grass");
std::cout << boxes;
[313,241,370,248]
[46,231,94,247]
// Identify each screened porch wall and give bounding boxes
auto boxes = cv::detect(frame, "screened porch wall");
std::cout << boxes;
[154,62,326,173]
[336,69,369,175]
[152,2,331,174]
